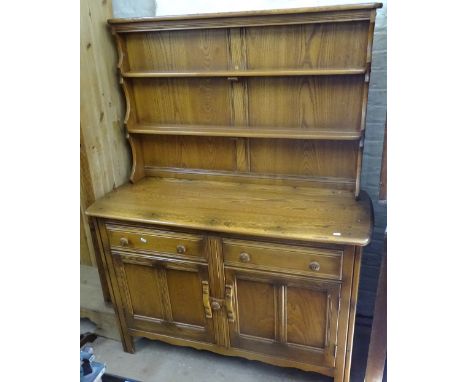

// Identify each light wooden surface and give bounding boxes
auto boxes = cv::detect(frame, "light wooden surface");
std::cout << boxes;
[87,177,372,245]
[80,0,131,264]
[128,124,363,140]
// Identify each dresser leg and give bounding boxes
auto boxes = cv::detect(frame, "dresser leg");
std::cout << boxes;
[121,332,135,354]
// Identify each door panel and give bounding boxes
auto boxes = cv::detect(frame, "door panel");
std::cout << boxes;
[287,286,328,348]
[113,251,215,344]
[236,278,276,340]
[226,268,340,368]
[166,268,206,326]
[123,263,164,319]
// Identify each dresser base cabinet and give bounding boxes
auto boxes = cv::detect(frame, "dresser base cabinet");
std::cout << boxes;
[92,217,364,381]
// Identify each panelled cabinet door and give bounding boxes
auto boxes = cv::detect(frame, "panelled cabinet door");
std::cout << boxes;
[225,268,341,368]
[112,251,215,344]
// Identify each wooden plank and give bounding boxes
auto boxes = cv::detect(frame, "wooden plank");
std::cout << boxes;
[128,124,363,140]
[122,68,366,77]
[86,177,373,246]
[81,125,96,266]
[343,247,363,382]
[80,0,131,297]
[144,166,355,190]
[80,212,93,266]
[365,234,387,382]
[80,0,130,199]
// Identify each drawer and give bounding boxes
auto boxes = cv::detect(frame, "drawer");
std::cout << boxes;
[106,225,205,261]
[223,239,343,280]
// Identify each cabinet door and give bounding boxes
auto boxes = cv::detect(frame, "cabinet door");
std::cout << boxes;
[112,251,215,344]
[225,268,341,368]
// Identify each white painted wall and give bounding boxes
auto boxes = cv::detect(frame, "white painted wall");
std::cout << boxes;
[113,0,370,18]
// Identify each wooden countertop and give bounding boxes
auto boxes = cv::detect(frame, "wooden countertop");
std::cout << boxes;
[86,177,373,246]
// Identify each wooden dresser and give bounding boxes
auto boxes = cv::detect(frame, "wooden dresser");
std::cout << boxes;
[86,3,382,381]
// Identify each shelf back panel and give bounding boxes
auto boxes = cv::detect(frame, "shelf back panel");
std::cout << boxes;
[129,76,364,131]
[244,21,368,70]
[124,29,230,72]
[139,135,358,180]
[132,78,232,126]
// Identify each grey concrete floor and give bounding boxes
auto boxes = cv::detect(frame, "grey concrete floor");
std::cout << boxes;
[81,319,372,382]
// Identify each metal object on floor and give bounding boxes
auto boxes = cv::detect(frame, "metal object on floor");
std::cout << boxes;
[81,346,106,382]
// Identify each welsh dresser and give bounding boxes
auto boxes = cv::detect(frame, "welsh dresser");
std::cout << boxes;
[86,3,382,381]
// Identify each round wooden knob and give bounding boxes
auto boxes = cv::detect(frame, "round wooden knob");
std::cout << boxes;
[211,301,221,310]
[176,245,186,254]
[309,261,320,271]
[120,237,129,247]
[239,252,250,262]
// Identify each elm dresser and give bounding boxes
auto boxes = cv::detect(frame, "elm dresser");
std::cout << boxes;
[86,3,382,381]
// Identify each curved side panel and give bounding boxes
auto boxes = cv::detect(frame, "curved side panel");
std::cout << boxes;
[120,77,132,126]
[127,133,145,183]
[113,30,128,73]
[112,29,143,183]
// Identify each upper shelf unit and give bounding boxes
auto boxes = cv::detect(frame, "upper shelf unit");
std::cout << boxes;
[108,4,382,191]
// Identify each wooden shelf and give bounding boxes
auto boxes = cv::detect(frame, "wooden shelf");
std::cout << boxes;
[128,124,362,141]
[121,68,366,78]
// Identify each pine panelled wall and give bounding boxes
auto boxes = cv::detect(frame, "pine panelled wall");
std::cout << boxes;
[80,0,131,267]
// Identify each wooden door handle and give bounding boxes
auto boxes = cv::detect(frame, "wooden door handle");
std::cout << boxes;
[201,281,212,318]
[225,284,236,323]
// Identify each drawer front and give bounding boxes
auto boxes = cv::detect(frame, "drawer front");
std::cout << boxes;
[106,225,205,261]
[223,239,342,280]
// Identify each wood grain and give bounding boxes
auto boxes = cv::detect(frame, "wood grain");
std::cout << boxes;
[86,177,372,246]
[125,29,230,72]
[141,135,237,172]
[247,76,364,131]
[80,0,130,268]
[223,238,343,280]
[249,139,358,179]
[206,237,230,348]
[286,286,327,348]
[245,22,368,70]
[131,78,232,126]
[129,124,363,140]
[122,68,366,78]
